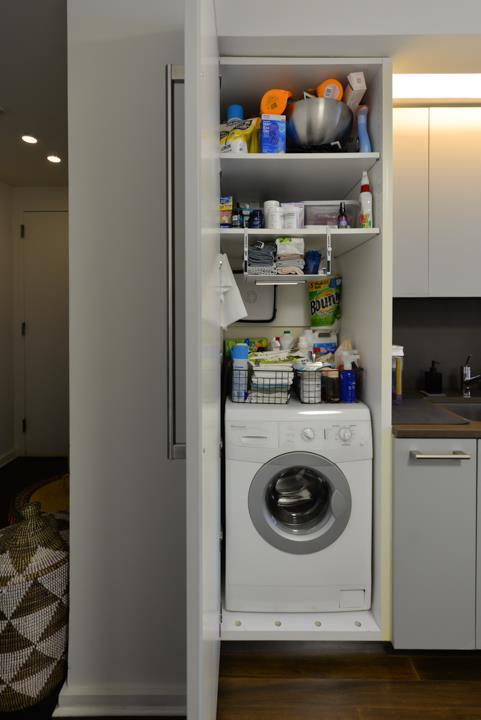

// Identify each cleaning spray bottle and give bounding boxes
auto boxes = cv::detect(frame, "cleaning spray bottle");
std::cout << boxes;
[357,106,372,152]
[340,351,356,403]
[360,171,373,228]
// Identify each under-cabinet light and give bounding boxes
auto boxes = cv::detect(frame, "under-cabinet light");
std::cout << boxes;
[21,135,38,144]
[393,74,481,101]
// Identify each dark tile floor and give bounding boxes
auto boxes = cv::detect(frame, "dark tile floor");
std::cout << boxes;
[218,641,481,720]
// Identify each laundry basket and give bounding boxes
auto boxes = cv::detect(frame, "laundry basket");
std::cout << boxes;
[0,503,68,712]
[231,367,293,404]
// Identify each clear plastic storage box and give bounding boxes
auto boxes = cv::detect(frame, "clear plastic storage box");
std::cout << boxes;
[304,200,360,228]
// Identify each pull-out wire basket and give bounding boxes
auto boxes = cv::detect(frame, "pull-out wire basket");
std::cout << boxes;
[294,368,323,404]
[231,367,293,404]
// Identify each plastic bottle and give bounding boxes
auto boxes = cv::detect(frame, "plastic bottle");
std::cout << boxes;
[337,202,349,229]
[340,352,356,403]
[280,330,293,351]
[271,336,281,351]
[298,335,310,354]
[231,343,249,402]
[357,106,372,153]
[359,171,373,228]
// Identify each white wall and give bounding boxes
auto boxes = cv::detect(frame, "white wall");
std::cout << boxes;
[0,182,14,465]
[58,1,185,716]
[12,187,68,456]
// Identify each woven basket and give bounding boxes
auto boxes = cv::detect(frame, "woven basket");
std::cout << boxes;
[0,503,69,711]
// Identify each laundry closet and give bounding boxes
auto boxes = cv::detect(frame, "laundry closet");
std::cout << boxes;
[184,10,393,716]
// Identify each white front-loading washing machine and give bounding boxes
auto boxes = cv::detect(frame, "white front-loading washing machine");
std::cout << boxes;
[224,398,373,613]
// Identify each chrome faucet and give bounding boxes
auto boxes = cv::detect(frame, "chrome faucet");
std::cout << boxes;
[461,355,481,398]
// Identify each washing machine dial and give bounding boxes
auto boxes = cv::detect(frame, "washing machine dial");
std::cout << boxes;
[301,427,315,441]
[338,427,352,442]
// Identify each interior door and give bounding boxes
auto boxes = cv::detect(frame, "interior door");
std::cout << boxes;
[23,211,69,456]
[185,0,221,719]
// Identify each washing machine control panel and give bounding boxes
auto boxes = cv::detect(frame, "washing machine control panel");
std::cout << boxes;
[301,427,315,441]
[278,420,372,460]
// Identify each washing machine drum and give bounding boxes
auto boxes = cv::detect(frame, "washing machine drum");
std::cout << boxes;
[248,451,352,555]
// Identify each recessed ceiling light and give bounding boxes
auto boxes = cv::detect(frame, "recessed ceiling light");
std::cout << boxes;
[21,135,38,144]
[47,155,61,164]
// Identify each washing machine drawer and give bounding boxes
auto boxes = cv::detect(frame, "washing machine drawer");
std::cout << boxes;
[227,423,278,449]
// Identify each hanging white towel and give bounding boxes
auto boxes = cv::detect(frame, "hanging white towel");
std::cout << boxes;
[218,253,248,329]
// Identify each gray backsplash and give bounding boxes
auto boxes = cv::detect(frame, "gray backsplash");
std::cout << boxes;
[393,298,481,394]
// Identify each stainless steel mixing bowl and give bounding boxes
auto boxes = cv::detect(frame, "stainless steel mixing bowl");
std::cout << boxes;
[286,97,353,149]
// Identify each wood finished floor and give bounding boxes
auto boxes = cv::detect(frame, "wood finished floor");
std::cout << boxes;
[218,641,481,720]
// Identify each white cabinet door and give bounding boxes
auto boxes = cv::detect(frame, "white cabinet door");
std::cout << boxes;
[429,107,481,296]
[393,108,429,297]
[393,438,477,649]
[185,0,221,719]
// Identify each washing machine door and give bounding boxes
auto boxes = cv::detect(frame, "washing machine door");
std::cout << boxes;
[248,451,352,555]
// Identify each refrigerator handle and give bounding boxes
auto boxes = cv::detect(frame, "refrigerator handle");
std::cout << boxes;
[166,64,186,460]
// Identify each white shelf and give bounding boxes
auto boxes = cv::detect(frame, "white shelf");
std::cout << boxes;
[221,606,381,641]
[220,227,380,258]
[220,153,380,200]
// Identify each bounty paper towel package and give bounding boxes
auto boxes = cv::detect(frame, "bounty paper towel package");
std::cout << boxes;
[308,276,342,330]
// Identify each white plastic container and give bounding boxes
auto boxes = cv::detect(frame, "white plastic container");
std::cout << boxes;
[266,207,284,229]
[280,329,293,351]
[283,208,299,229]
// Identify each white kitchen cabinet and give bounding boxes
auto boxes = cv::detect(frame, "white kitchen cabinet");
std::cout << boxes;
[394,107,481,298]
[393,108,429,297]
[429,107,481,296]
[393,438,477,649]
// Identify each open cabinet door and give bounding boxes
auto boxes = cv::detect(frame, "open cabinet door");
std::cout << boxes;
[185,0,221,719]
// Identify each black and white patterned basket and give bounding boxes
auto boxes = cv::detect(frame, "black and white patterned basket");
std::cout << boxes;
[0,503,69,711]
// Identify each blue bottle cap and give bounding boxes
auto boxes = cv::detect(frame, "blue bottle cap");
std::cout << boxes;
[231,343,249,359]
[227,104,244,122]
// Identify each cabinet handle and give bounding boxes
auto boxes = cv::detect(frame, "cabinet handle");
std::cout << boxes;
[166,64,186,461]
[410,450,471,460]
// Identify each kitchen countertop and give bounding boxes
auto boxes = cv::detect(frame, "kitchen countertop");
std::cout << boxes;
[392,395,481,438]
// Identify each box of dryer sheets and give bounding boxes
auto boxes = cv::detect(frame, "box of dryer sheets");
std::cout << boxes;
[260,114,286,153]
[344,72,367,111]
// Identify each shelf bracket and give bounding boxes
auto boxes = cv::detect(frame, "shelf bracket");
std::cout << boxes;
[318,227,332,277]
[243,227,248,276]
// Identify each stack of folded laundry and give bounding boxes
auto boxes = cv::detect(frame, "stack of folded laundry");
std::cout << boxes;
[248,361,294,403]
[248,241,277,275]
[276,237,305,275]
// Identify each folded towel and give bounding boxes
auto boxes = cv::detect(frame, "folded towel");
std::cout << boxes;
[275,237,305,256]
[277,266,305,275]
[248,391,290,403]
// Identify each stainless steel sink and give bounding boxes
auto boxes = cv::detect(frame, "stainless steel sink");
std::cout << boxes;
[439,403,481,421]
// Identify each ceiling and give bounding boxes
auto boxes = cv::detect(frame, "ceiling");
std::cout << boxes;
[0,0,67,186]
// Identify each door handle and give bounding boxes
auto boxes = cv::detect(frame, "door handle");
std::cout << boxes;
[166,64,186,460]
[410,450,471,460]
